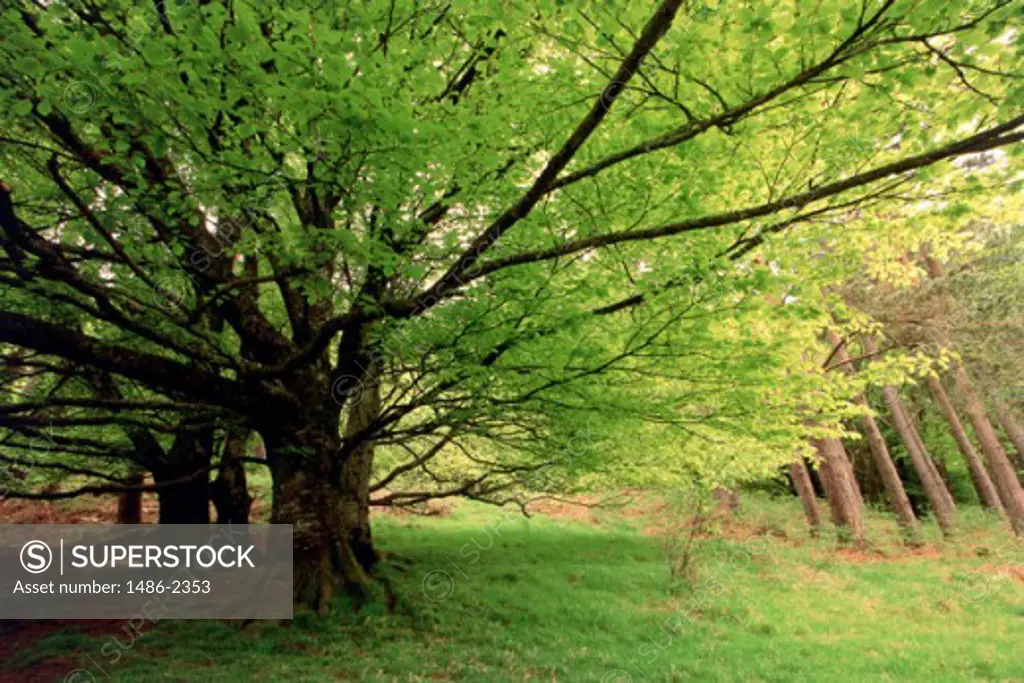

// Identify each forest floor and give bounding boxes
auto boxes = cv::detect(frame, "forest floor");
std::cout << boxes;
[3,493,1022,682]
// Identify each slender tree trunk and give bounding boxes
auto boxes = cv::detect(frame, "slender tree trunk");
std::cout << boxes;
[854,400,921,540]
[812,437,866,545]
[861,336,957,536]
[920,248,1024,534]
[926,375,1005,514]
[211,425,252,525]
[826,330,919,541]
[85,369,158,523]
[881,385,957,536]
[790,456,821,537]
[951,365,1024,535]
[993,398,1024,467]
[844,451,866,509]
[816,443,837,502]
[826,434,865,510]
[898,400,958,511]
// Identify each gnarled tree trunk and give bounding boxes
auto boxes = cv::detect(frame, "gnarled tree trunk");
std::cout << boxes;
[211,425,252,525]
[155,427,214,524]
[261,352,380,613]
[267,425,370,614]
[339,346,382,572]
[254,315,393,613]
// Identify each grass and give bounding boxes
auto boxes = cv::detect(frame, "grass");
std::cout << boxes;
[9,494,1024,682]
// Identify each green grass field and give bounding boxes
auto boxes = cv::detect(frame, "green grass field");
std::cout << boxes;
[8,495,1024,682]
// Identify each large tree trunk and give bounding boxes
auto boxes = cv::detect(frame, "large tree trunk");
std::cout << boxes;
[271,461,347,613]
[993,398,1024,467]
[261,341,385,613]
[826,330,919,541]
[267,429,371,613]
[210,425,252,524]
[155,470,210,524]
[926,375,1005,514]
[117,470,144,524]
[811,437,866,545]
[861,336,957,536]
[154,427,213,524]
[790,456,821,537]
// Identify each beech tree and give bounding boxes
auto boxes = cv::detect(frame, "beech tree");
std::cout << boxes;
[2,0,1022,609]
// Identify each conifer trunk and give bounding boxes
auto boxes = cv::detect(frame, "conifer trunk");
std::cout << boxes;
[905,401,958,511]
[898,400,957,512]
[879,384,957,536]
